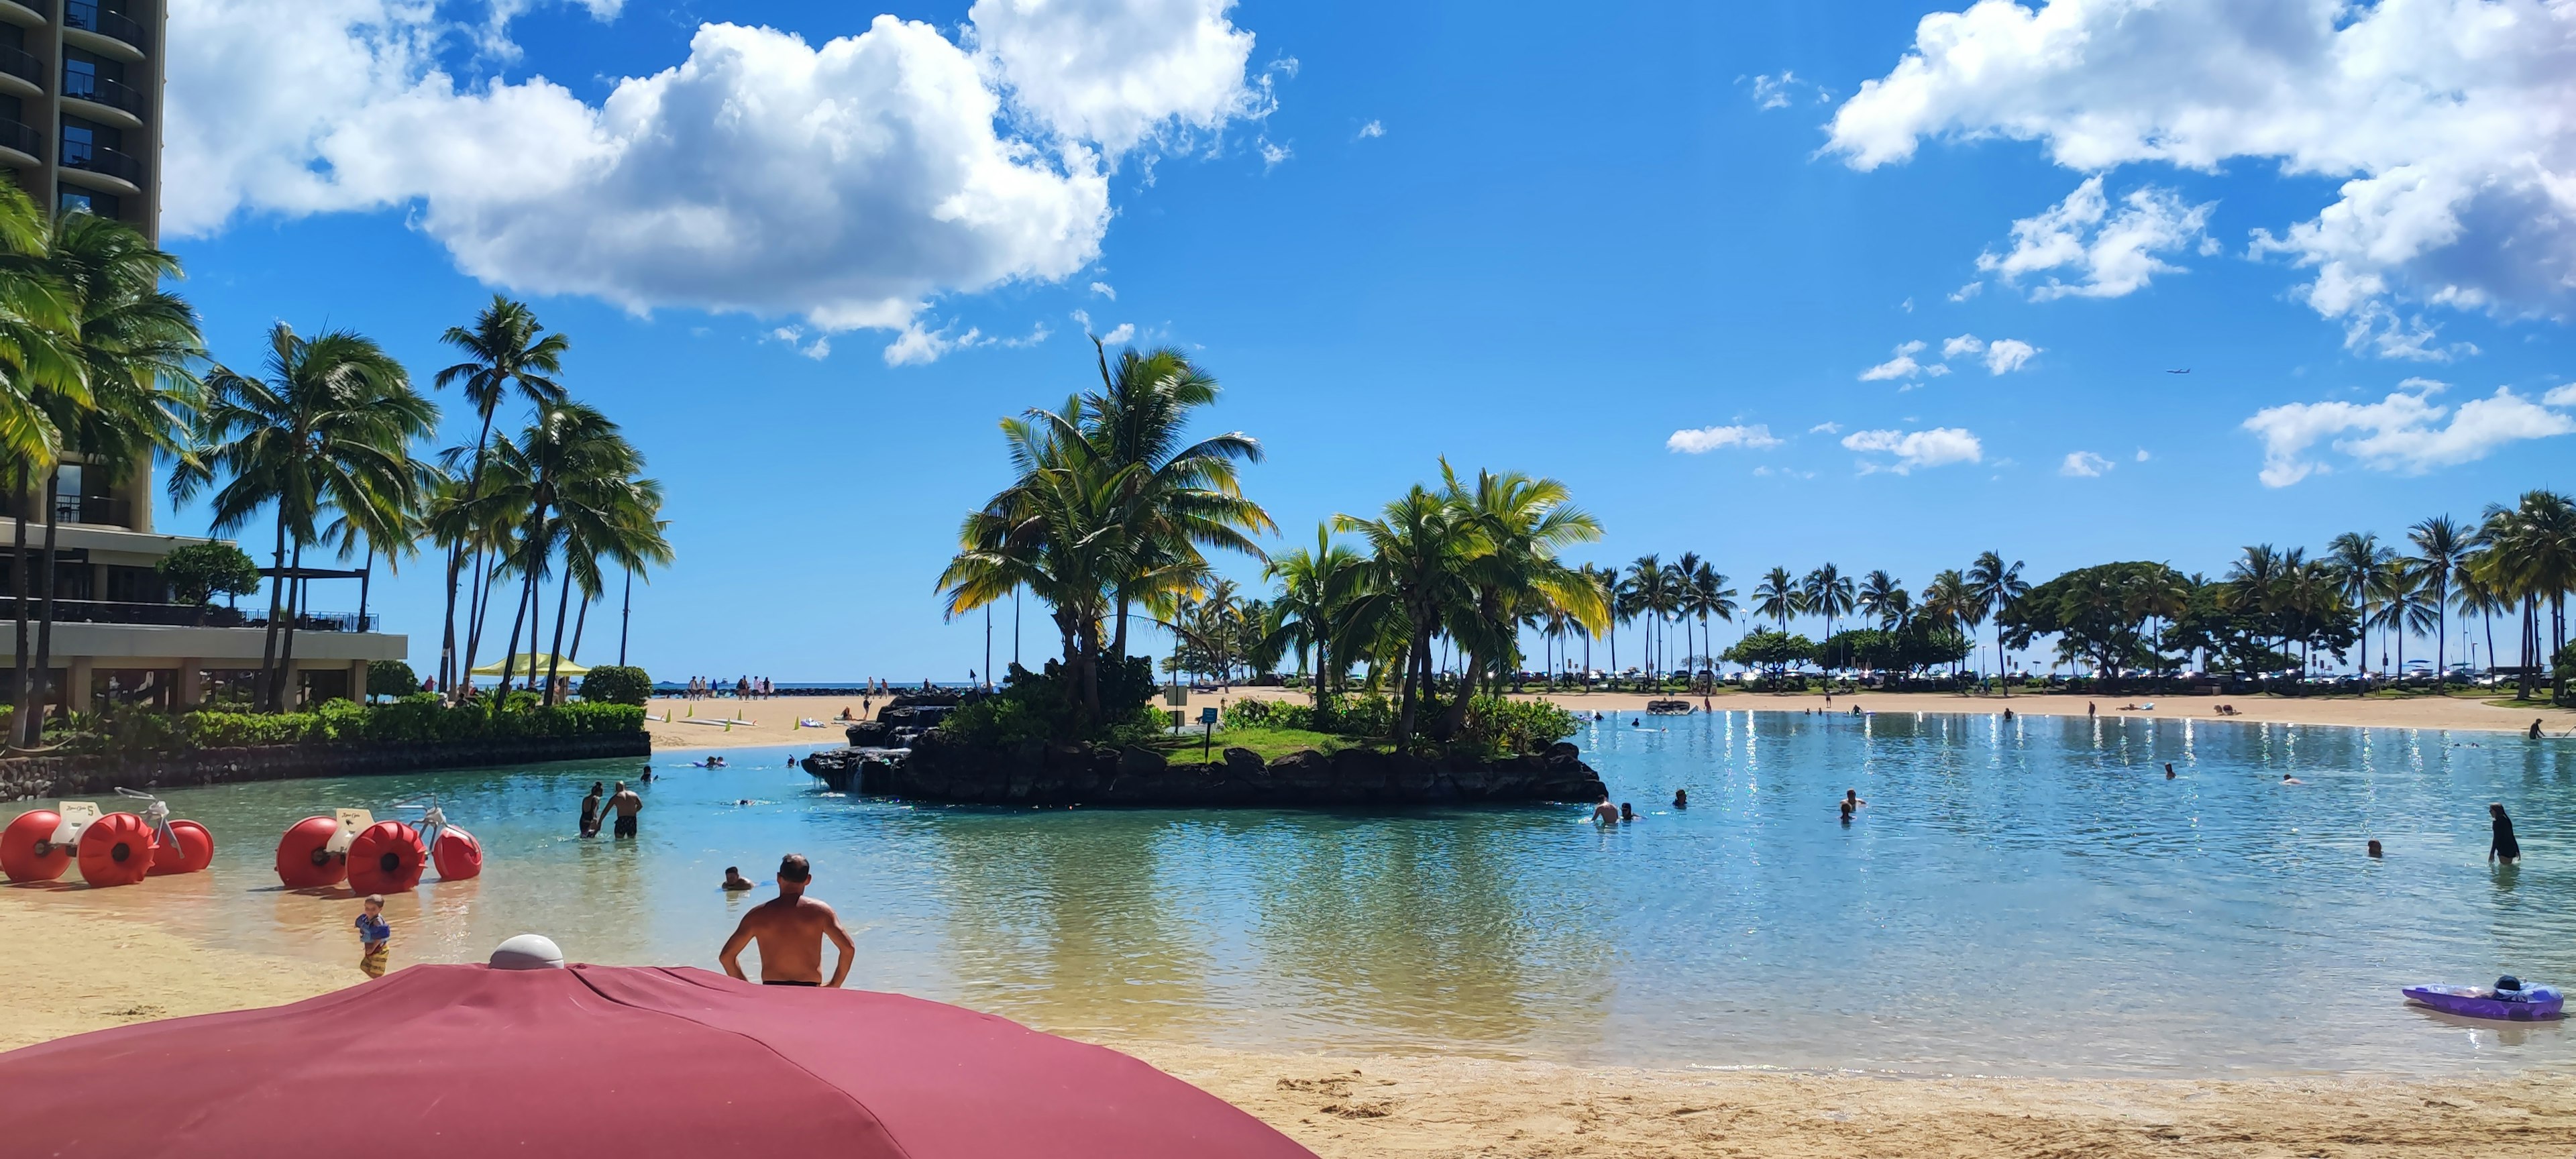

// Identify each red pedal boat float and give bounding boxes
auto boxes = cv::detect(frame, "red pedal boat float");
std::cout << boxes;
[1,791,214,886]
[274,801,481,891]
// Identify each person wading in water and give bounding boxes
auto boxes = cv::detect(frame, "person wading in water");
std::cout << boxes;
[718,854,856,987]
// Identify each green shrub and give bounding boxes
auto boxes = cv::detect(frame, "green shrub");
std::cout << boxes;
[579,665,653,706]
[156,542,261,607]
[368,659,419,700]
[1459,695,1580,757]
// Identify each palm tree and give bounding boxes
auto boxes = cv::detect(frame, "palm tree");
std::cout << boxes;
[1966,551,2028,685]
[176,325,432,710]
[1575,561,1617,690]
[25,209,199,734]
[2407,514,2470,688]
[2326,531,2395,683]
[476,403,653,705]
[0,187,89,743]
[1683,561,1735,688]
[2367,566,2438,683]
[1624,555,1665,680]
[1858,569,1906,627]
[1920,569,1976,678]
[2453,565,2508,683]
[1264,523,1366,717]
[1425,461,1603,737]
[2471,491,2576,700]
[1752,566,1802,631]
[1800,563,1854,672]
[2222,544,2293,675]
[432,298,567,700]
[1334,486,1471,744]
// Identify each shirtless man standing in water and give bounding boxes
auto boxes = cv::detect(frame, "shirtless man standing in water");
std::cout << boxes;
[718,854,856,987]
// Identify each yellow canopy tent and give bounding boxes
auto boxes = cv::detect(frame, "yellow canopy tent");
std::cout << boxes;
[470,654,590,678]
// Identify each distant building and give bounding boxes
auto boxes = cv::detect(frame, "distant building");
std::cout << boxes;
[0,3,409,714]
[0,0,162,237]
[1,468,409,712]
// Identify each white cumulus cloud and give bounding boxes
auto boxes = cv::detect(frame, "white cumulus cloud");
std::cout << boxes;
[1981,337,2039,374]
[164,0,1269,362]
[1842,427,1984,474]
[2241,380,2576,487]
[1356,119,1384,139]
[1667,424,1784,453]
[2059,450,2113,477]
[1860,339,1929,381]
[1975,176,2214,301]
[1826,0,2576,357]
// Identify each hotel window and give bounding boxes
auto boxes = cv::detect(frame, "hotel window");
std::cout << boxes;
[60,188,117,217]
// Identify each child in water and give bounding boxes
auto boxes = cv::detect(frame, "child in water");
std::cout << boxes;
[355,895,392,979]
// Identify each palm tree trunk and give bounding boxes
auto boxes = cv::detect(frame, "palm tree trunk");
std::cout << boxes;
[274,541,307,710]
[10,478,32,747]
[256,513,286,712]
[32,466,62,728]
[544,565,574,706]
[569,590,591,663]
[618,567,632,667]
[498,562,534,698]
[439,546,462,698]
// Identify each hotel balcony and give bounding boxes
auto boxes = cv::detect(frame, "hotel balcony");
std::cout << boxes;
[62,72,144,127]
[59,140,139,193]
[0,44,40,98]
[0,117,39,168]
[61,2,148,59]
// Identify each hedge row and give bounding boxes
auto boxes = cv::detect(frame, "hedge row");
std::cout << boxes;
[58,698,647,754]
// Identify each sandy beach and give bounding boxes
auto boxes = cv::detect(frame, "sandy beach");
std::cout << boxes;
[7,894,2571,1157]
[647,688,2576,751]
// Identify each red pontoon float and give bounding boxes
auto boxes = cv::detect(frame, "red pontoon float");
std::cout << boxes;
[275,804,482,891]
[0,942,1318,1159]
[1,792,213,886]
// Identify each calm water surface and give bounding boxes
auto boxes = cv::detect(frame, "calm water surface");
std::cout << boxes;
[12,710,2576,1077]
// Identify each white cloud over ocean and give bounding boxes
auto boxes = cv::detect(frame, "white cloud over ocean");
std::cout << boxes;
[2242,378,2576,487]
[1843,427,1983,474]
[164,0,1269,362]
[1667,424,1784,453]
[1828,0,2576,359]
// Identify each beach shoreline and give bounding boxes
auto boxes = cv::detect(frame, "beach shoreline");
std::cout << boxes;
[645,688,2576,751]
[6,895,2571,1157]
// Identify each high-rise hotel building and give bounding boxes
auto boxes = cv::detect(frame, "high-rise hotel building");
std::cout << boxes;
[0,0,160,238]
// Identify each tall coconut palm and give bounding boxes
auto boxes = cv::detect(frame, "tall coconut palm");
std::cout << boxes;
[1921,569,1975,677]
[1263,523,1367,716]
[1623,555,1666,679]
[1683,561,1735,687]
[1801,563,1854,671]
[1966,551,2027,685]
[1334,486,1472,744]
[176,325,432,710]
[940,401,1124,727]
[2367,566,2438,682]
[0,187,89,744]
[2326,531,2396,681]
[1858,569,1907,628]
[2406,514,2470,687]
[1752,566,1801,631]
[26,209,199,735]
[432,298,567,700]
[543,459,667,694]
[479,402,647,705]
[2453,565,2507,683]
[1575,561,1617,689]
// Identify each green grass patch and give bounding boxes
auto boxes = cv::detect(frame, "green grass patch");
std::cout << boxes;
[1148,724,1387,764]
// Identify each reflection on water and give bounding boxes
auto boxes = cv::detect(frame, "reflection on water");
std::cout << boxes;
[7,713,2575,1077]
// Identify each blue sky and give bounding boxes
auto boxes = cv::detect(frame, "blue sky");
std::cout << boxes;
[157,0,2576,679]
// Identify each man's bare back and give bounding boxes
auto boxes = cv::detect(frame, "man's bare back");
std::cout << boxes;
[718,854,855,987]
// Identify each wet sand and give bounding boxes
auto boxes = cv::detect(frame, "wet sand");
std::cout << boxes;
[649,688,2576,751]
[7,895,2573,1156]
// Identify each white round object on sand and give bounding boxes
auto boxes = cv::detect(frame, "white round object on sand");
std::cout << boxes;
[489,934,566,970]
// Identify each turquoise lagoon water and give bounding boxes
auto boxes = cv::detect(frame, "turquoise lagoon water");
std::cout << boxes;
[12,710,2576,1077]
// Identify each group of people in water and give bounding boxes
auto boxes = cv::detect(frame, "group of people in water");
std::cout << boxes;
[576,781,644,838]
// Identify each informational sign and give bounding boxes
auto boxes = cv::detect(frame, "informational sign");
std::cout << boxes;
[1197,707,1220,725]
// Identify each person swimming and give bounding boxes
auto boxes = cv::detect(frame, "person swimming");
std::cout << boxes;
[1843,789,1866,810]
[2367,839,2383,859]
[2164,762,2175,779]
[722,866,755,891]
[1593,798,1619,824]
[2281,773,2303,785]
[1672,788,1688,809]
[1839,798,1855,824]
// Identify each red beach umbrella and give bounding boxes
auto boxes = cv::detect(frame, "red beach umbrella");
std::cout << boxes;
[1,952,1316,1159]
